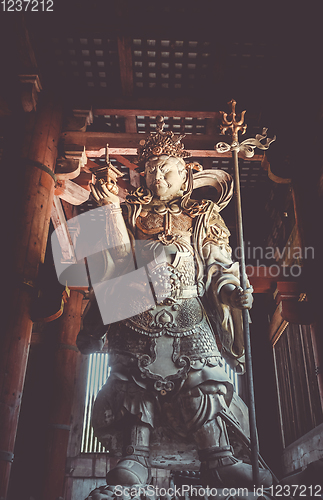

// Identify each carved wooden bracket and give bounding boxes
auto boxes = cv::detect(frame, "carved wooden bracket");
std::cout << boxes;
[275,281,313,325]
[261,154,291,184]
[63,109,93,132]
[63,144,88,169]
[19,74,42,112]
[55,158,81,181]
[72,171,94,191]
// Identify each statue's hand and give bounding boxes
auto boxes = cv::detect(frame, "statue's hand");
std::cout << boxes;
[90,178,120,206]
[229,286,253,310]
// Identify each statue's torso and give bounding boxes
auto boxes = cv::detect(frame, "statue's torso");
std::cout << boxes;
[108,206,223,394]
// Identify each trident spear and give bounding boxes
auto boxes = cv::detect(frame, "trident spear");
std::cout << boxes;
[215,100,276,487]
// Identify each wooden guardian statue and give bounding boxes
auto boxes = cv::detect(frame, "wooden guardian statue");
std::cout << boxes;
[77,117,273,498]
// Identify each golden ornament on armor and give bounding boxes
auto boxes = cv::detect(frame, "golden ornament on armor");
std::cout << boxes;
[152,146,163,155]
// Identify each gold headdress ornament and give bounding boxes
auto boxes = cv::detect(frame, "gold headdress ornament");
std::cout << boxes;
[136,115,192,169]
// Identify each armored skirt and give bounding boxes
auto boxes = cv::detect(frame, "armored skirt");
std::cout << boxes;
[92,296,235,455]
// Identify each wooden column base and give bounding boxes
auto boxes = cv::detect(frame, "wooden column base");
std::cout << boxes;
[0,288,33,498]
[42,290,83,500]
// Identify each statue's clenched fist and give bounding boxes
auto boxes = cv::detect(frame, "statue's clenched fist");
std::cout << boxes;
[229,286,253,310]
[220,283,254,310]
[90,178,120,206]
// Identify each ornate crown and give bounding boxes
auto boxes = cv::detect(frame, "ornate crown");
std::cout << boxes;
[136,115,191,168]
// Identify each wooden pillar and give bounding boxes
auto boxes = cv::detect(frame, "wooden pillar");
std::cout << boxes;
[42,290,83,500]
[0,93,62,499]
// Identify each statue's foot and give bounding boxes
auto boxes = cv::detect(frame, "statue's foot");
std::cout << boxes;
[106,455,150,487]
[202,460,273,488]
[87,484,148,500]
[199,446,273,488]
[85,455,150,500]
[87,485,116,500]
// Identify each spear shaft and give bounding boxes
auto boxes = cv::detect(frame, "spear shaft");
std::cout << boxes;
[217,100,275,488]
[232,147,260,487]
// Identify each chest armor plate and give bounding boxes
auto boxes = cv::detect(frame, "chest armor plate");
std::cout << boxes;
[136,211,193,238]
[149,251,197,302]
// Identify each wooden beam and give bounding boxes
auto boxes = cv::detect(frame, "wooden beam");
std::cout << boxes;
[50,196,76,263]
[63,131,263,161]
[60,199,76,221]
[269,303,288,346]
[86,148,134,157]
[85,148,106,158]
[125,115,137,133]
[92,97,207,113]
[117,36,134,98]
[89,94,261,120]
[89,147,263,161]
[54,180,90,205]
[274,281,314,325]
[112,154,138,171]
[111,155,141,190]
[93,108,222,119]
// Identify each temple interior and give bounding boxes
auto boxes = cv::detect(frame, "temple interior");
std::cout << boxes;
[1,2,323,499]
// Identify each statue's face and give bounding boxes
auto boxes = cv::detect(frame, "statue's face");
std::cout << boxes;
[145,155,187,200]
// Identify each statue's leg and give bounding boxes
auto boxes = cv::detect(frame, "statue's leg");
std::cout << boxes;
[88,377,153,499]
[106,423,151,487]
[86,423,151,500]
[179,382,272,488]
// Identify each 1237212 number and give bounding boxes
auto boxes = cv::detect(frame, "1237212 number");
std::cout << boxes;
[2,0,53,11]
[268,484,322,497]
